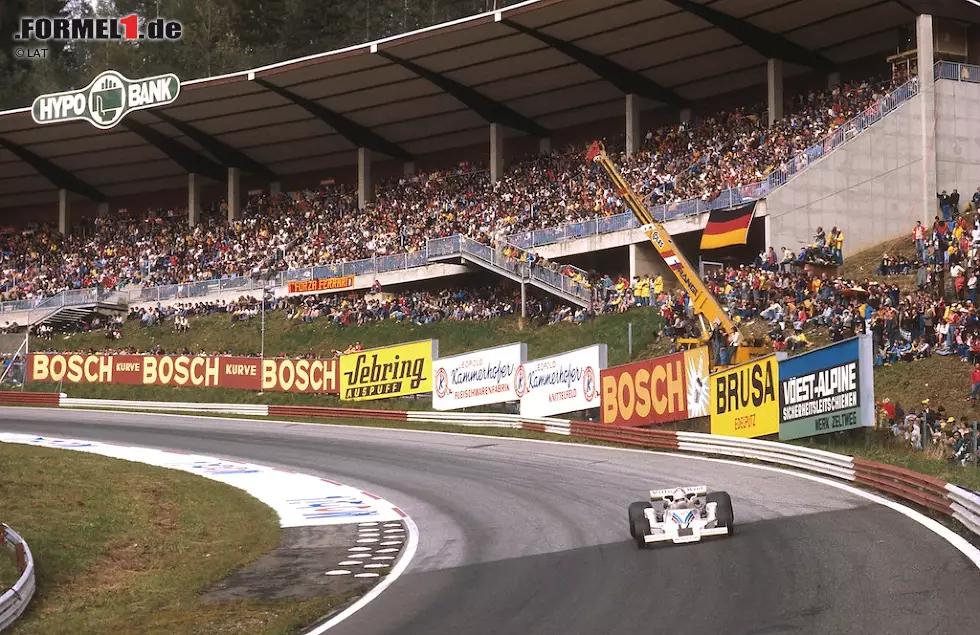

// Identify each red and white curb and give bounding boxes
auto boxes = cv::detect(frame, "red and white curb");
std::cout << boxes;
[0,432,419,633]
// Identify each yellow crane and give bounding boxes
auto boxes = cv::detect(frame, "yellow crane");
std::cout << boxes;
[586,141,766,366]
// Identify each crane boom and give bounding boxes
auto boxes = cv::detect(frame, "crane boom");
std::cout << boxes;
[586,141,765,365]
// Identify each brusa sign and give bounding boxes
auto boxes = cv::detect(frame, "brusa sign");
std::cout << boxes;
[31,69,180,130]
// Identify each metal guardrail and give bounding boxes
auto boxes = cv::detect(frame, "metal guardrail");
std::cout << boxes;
[0,524,36,630]
[0,71,927,317]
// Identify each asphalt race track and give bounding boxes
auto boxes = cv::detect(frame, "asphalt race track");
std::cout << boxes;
[2,408,977,635]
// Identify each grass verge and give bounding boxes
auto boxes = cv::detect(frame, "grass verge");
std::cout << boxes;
[0,442,353,635]
[0,547,18,589]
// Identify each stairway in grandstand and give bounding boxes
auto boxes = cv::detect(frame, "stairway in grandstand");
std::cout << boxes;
[428,235,593,308]
[36,299,129,331]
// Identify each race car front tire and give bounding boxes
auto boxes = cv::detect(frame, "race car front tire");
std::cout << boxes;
[628,501,652,538]
[631,518,650,548]
[707,491,734,536]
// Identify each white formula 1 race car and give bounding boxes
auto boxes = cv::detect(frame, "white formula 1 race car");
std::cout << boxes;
[628,485,734,548]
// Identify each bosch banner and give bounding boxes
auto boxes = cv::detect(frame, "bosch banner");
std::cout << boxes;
[518,344,607,418]
[287,275,355,295]
[27,353,339,394]
[432,343,527,410]
[599,347,710,426]
[709,354,780,438]
[261,358,339,394]
[777,335,874,440]
[339,339,438,401]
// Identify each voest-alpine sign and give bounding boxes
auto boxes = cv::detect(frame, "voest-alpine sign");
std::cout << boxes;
[432,342,527,410]
[777,335,874,440]
[709,354,780,438]
[340,340,438,401]
[31,69,180,130]
[518,344,607,418]
[600,347,709,426]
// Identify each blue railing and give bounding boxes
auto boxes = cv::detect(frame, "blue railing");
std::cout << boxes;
[935,60,980,83]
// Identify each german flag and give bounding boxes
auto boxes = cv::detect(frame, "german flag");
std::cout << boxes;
[699,202,755,250]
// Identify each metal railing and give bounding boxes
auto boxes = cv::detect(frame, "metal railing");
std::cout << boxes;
[935,60,980,83]
[0,71,926,317]
[0,523,36,630]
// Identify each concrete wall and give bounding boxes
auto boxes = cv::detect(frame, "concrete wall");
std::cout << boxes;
[936,78,980,198]
[764,91,929,258]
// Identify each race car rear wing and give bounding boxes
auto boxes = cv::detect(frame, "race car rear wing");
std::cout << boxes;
[650,485,707,500]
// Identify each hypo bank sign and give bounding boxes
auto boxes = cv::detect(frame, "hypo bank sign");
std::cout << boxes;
[31,69,180,130]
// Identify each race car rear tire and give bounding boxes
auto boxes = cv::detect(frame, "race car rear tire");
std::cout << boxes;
[707,491,735,536]
[628,501,652,538]
[632,518,650,548]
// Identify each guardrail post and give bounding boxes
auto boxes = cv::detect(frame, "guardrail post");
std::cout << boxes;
[973,421,978,467]
[15,542,25,572]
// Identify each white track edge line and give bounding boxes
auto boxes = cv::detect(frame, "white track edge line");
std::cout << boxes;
[303,513,419,635]
[6,407,980,570]
[0,421,420,634]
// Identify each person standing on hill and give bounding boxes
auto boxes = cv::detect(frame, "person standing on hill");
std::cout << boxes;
[971,363,980,407]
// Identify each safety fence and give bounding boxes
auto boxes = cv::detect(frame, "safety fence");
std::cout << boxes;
[0,524,36,631]
[2,392,978,541]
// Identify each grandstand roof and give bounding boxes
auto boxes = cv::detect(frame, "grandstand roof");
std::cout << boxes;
[0,0,971,210]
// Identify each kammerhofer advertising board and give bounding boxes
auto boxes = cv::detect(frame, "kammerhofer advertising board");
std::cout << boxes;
[432,343,527,410]
[777,335,874,440]
[518,344,607,418]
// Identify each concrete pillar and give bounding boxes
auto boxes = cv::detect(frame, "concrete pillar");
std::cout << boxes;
[625,94,641,156]
[917,14,938,224]
[97,202,109,217]
[358,147,373,209]
[490,123,504,183]
[679,108,693,124]
[188,173,201,228]
[270,181,281,197]
[767,58,784,126]
[227,167,241,221]
[403,161,415,176]
[828,72,841,89]
[58,188,69,235]
[539,137,552,155]
[628,241,671,281]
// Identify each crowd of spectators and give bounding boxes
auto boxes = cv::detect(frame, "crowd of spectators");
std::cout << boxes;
[877,398,975,465]
[1,74,900,305]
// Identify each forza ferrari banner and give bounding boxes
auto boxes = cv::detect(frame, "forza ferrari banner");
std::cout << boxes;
[339,339,438,401]
[777,335,874,440]
[599,347,710,426]
[432,343,527,410]
[286,275,355,294]
[709,354,780,438]
[518,344,607,418]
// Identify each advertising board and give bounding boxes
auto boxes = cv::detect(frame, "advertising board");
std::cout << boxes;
[286,275,355,295]
[777,336,874,440]
[518,344,607,418]
[599,347,710,426]
[339,339,438,401]
[27,353,340,393]
[709,354,780,438]
[432,343,527,410]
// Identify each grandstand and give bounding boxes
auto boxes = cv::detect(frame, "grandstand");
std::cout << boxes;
[1,0,978,331]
